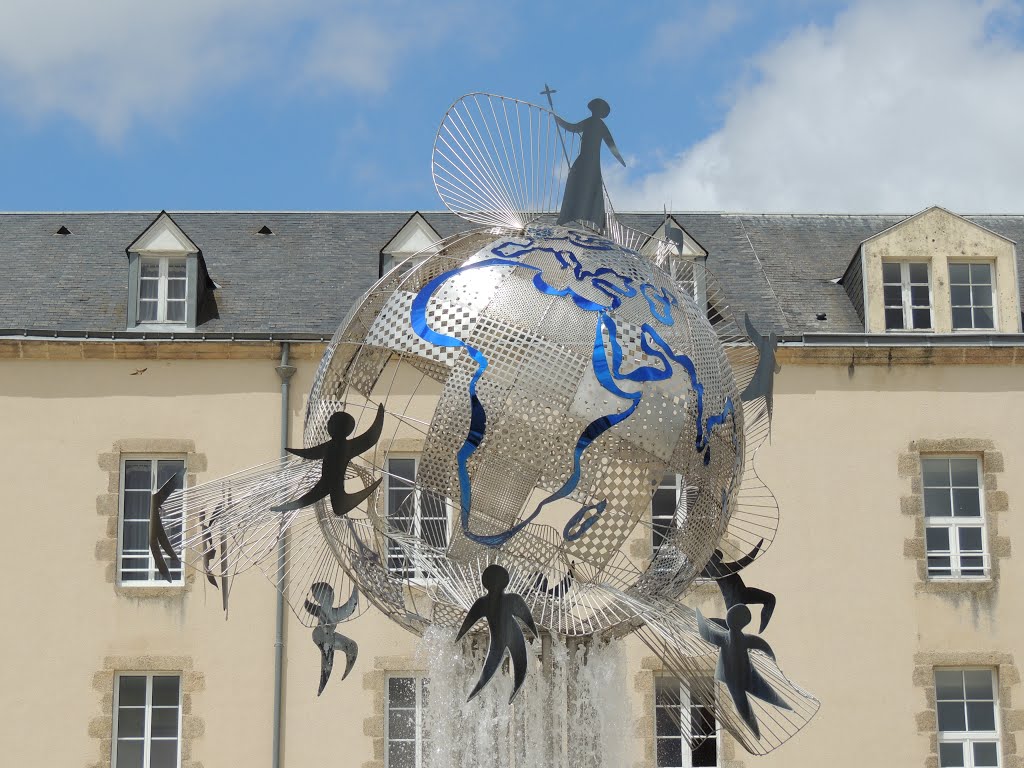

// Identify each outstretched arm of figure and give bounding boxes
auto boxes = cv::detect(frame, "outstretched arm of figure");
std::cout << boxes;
[554,115,584,133]
[695,609,728,648]
[724,538,764,574]
[508,594,538,638]
[270,477,329,512]
[604,132,627,167]
[286,443,329,460]
[326,587,359,623]
[303,599,321,619]
[455,598,487,642]
[348,403,386,457]
[745,635,778,662]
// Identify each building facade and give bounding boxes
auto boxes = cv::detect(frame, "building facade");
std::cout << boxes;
[0,206,1021,767]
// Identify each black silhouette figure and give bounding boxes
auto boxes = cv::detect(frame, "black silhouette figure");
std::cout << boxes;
[700,539,775,633]
[555,98,626,230]
[697,605,792,740]
[456,564,538,703]
[149,473,183,583]
[273,404,386,516]
[305,582,359,695]
[740,313,781,425]
[532,561,575,598]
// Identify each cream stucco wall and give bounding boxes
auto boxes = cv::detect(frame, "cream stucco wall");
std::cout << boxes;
[1,348,1022,767]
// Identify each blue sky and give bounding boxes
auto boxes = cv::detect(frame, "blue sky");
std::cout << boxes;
[1,0,1023,213]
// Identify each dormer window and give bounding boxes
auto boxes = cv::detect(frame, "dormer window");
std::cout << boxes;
[125,211,215,331]
[139,256,188,323]
[380,212,442,278]
[950,263,996,330]
[883,261,932,330]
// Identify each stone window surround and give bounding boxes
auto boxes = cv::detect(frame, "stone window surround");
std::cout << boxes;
[899,439,1010,594]
[88,654,205,768]
[96,439,207,595]
[634,656,746,768]
[912,651,1023,768]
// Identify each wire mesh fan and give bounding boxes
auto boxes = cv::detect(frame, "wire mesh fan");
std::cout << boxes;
[432,93,579,229]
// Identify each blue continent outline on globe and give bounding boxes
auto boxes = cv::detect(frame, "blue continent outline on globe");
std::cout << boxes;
[408,231,736,547]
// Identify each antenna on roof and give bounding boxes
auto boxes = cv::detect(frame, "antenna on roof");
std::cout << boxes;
[55,225,71,236]
[258,225,273,235]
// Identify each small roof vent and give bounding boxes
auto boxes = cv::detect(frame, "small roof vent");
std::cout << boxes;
[257,225,273,235]
[815,312,827,321]
[55,225,71,236]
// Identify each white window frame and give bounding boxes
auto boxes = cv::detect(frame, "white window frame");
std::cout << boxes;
[935,668,1001,768]
[949,261,998,331]
[385,674,430,768]
[883,261,933,331]
[138,255,188,325]
[922,456,989,580]
[111,672,182,768]
[652,474,697,554]
[655,675,719,768]
[117,456,185,586]
[384,455,451,583]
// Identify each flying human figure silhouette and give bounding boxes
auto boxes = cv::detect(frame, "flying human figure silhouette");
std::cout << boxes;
[272,403,386,516]
[697,605,792,740]
[700,539,776,633]
[149,472,183,583]
[456,564,538,703]
[740,313,781,426]
[305,582,360,695]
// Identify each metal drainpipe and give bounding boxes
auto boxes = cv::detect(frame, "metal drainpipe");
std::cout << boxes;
[274,342,296,768]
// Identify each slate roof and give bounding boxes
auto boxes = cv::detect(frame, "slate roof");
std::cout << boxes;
[1,211,1022,337]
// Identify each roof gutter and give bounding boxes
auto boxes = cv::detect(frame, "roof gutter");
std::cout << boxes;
[0,329,329,342]
[784,332,1024,347]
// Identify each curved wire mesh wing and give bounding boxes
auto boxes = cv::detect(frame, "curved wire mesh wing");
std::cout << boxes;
[432,93,578,229]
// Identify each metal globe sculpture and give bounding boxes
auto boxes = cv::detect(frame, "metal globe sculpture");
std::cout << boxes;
[155,91,818,757]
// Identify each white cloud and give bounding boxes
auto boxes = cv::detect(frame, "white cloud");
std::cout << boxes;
[0,0,474,140]
[616,0,1024,213]
[647,1,743,63]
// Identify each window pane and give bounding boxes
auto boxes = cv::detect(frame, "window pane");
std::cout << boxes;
[972,284,992,307]
[119,675,147,706]
[923,458,950,486]
[115,740,145,768]
[949,459,978,487]
[116,707,145,738]
[123,491,151,521]
[388,740,416,768]
[124,461,152,490]
[166,301,186,323]
[936,670,965,700]
[152,675,180,706]
[692,736,717,767]
[655,708,680,737]
[970,263,991,282]
[964,670,994,700]
[967,701,996,731]
[151,709,179,738]
[149,740,179,768]
[389,709,416,740]
[952,307,973,329]
[883,285,903,306]
[167,261,187,279]
[974,306,994,329]
[926,527,949,552]
[885,307,905,330]
[958,527,983,552]
[138,300,158,322]
[924,489,952,517]
[421,517,447,549]
[938,742,965,767]
[937,701,967,731]
[139,279,159,299]
[122,524,148,552]
[910,284,929,305]
[950,285,972,306]
[390,459,416,483]
[908,262,929,282]
[167,279,186,300]
[388,677,415,708]
[973,742,999,767]
[882,262,901,282]
[949,263,971,283]
[656,738,682,767]
[156,461,185,490]
[952,489,980,517]
[912,308,932,329]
